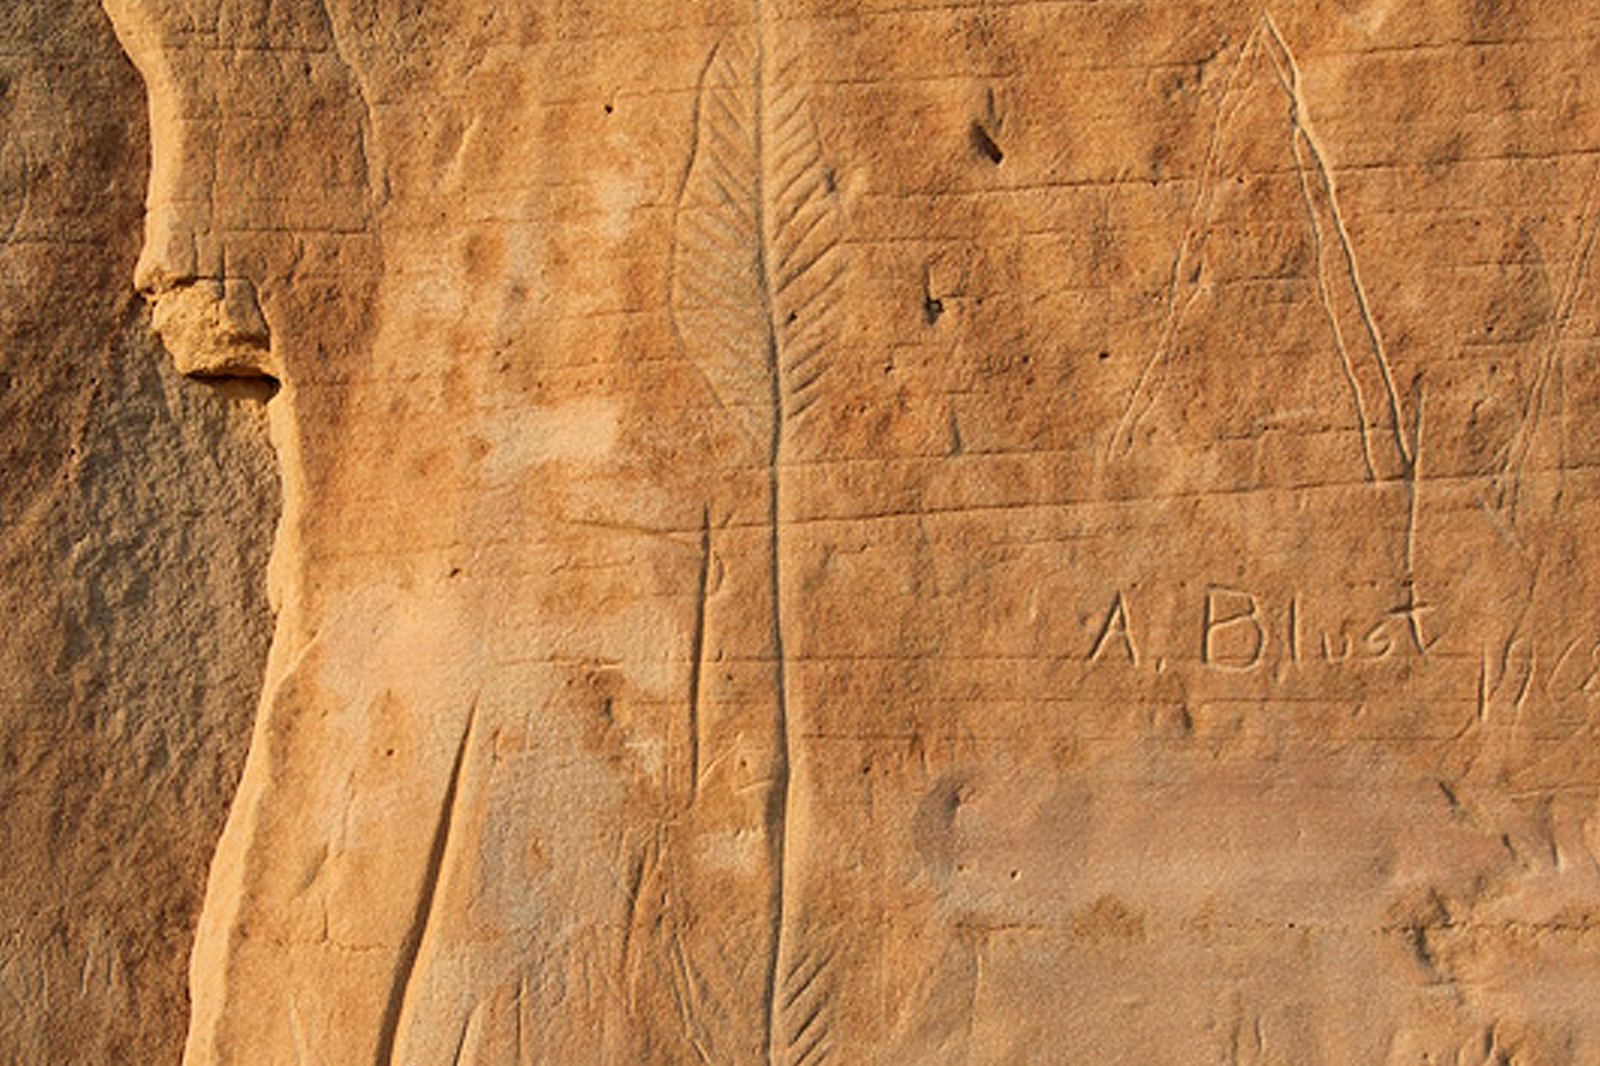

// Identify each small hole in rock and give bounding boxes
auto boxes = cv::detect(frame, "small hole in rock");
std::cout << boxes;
[969,122,1004,165]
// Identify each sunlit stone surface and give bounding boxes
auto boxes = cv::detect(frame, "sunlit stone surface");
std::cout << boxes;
[7,1,1600,1062]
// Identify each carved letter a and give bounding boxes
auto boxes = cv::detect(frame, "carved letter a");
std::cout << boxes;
[1088,592,1139,665]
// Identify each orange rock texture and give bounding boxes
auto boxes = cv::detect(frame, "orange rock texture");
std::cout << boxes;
[8,0,1600,1063]
[0,3,275,1062]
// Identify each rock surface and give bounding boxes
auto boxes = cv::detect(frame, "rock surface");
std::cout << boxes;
[0,3,276,1064]
[10,0,1600,1062]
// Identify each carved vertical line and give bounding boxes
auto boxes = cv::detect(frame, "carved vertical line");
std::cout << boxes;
[1406,381,1425,578]
[671,7,845,1059]
[374,701,477,1066]
[1108,26,1262,462]
[687,504,712,807]
[1263,12,1412,477]
[1497,159,1600,519]
[751,6,798,1058]
[1289,122,1379,482]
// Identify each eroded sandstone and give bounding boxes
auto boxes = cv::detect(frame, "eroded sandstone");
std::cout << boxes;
[9,0,1600,1063]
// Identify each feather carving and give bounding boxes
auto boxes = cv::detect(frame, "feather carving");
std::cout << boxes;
[669,26,845,1066]
[671,32,845,455]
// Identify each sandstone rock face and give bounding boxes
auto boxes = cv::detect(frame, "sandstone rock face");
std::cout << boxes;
[10,0,1600,1062]
[0,3,276,1064]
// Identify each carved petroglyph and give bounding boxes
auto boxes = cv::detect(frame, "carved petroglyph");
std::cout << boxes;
[671,21,848,1066]
[671,34,845,451]
[47,1,1600,1064]
[1110,14,1415,493]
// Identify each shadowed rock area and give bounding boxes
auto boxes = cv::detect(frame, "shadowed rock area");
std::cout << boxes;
[0,3,276,1063]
